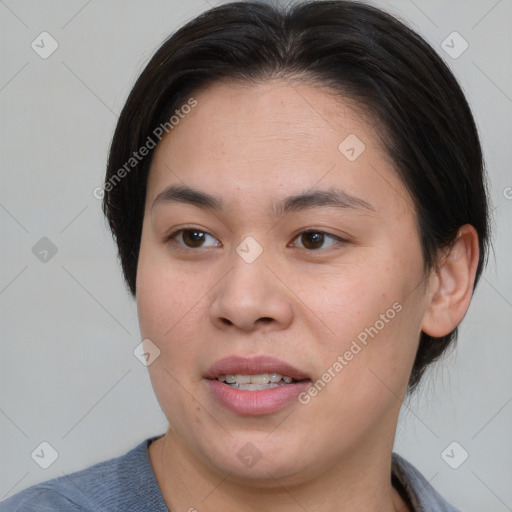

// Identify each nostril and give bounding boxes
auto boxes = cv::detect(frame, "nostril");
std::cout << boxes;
[221,318,233,326]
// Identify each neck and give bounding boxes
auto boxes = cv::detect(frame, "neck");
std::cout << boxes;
[148,430,409,512]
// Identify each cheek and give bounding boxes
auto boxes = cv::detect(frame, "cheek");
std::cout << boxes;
[297,260,403,344]
[305,252,423,390]
[136,243,218,383]
[137,269,206,344]
[136,238,187,340]
[136,259,206,412]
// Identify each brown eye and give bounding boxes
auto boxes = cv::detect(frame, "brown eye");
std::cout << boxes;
[169,229,220,248]
[302,232,324,249]
[293,231,341,250]
[181,229,206,247]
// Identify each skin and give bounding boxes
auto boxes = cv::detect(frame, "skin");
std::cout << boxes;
[136,79,479,512]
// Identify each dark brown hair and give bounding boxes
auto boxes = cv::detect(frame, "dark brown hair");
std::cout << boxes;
[102,0,490,390]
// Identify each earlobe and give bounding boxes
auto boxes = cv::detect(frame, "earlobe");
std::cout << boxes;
[421,225,480,338]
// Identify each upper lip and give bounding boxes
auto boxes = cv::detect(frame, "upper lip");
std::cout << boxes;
[205,355,310,381]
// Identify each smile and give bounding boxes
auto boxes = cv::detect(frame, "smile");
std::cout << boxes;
[204,355,312,415]
[216,373,295,390]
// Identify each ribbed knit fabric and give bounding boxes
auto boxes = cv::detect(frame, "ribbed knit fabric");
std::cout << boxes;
[1,437,460,511]
[392,453,461,512]
[0,437,168,512]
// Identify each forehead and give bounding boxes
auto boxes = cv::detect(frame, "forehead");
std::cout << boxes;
[168,78,379,153]
[146,79,411,218]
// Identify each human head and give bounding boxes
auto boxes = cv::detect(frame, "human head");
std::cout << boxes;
[103,0,489,391]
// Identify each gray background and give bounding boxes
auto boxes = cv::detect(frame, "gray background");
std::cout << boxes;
[1,0,511,509]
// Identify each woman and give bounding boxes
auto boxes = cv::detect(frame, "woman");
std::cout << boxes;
[1,1,489,510]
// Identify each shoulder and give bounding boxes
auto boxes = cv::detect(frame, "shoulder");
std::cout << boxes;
[0,437,167,512]
[0,487,84,511]
[392,452,462,512]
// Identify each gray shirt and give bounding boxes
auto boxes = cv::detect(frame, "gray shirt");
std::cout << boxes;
[0,437,461,511]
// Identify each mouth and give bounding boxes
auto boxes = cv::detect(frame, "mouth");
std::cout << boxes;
[204,355,311,415]
[205,354,310,384]
[216,372,297,391]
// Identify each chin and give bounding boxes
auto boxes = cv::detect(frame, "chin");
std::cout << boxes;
[192,433,316,487]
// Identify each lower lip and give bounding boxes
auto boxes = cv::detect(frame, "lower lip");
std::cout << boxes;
[206,379,311,416]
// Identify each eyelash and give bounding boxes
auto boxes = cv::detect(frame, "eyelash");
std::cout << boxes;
[164,227,347,252]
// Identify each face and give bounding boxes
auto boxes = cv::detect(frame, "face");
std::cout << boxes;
[137,79,430,485]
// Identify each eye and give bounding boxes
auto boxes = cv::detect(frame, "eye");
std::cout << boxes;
[291,230,343,250]
[167,228,220,248]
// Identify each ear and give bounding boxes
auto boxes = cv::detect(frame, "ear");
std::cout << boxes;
[421,225,480,338]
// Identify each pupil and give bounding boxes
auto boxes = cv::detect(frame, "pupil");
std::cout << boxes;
[184,230,205,247]
[303,232,323,249]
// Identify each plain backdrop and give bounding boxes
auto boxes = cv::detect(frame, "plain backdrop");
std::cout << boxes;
[1,0,511,510]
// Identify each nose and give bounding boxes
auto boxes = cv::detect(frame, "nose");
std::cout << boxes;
[209,252,294,333]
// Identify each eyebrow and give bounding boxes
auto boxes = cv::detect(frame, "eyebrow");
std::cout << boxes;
[151,184,374,215]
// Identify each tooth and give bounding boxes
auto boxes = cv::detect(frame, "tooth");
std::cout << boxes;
[218,373,295,385]
[250,374,270,384]
[238,383,279,391]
